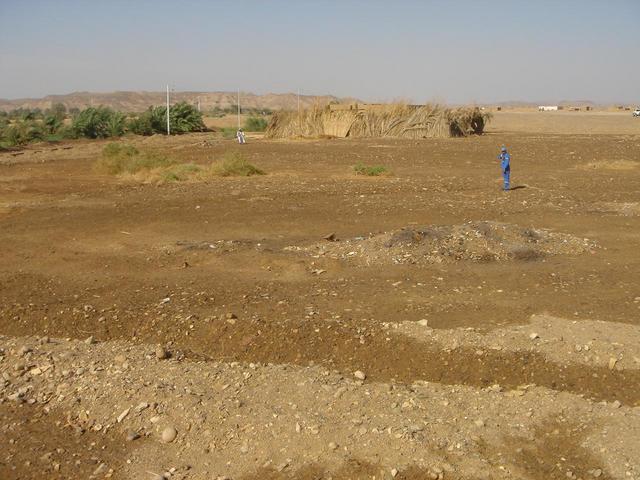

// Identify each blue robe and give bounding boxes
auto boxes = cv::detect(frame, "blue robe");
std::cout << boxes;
[498,152,511,190]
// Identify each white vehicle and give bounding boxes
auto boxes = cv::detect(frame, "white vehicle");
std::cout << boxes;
[633,108,640,117]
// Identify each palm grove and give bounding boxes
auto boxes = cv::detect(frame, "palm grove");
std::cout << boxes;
[0,102,210,148]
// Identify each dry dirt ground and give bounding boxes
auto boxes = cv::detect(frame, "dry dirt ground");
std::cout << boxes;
[1,113,640,479]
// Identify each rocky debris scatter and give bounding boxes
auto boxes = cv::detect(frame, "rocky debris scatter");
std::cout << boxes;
[290,221,596,266]
[595,202,640,217]
[1,334,639,480]
[397,314,640,372]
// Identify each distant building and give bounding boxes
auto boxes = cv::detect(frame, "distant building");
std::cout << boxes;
[538,105,559,111]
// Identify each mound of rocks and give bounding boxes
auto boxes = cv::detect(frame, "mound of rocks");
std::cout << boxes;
[297,221,595,265]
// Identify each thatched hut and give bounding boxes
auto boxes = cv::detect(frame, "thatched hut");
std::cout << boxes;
[265,103,491,139]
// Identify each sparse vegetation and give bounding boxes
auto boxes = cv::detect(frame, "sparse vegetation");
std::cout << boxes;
[220,127,238,139]
[160,163,202,182]
[95,144,264,182]
[95,142,175,175]
[207,151,265,177]
[354,163,389,176]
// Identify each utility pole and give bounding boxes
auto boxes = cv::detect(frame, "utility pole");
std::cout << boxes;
[237,89,240,129]
[166,84,171,135]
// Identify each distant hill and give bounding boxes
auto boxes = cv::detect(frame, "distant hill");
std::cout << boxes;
[0,91,358,113]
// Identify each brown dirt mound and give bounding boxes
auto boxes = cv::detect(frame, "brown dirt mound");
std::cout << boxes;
[294,222,595,265]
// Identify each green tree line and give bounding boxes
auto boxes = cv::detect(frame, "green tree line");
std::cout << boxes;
[0,102,206,148]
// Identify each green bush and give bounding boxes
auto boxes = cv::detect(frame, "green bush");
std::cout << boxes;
[43,113,63,134]
[243,116,268,132]
[128,106,166,135]
[354,163,389,176]
[220,127,237,139]
[169,102,206,134]
[128,102,205,136]
[72,106,125,139]
[0,120,46,147]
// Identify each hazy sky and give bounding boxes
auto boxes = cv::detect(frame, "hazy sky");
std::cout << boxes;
[1,0,638,103]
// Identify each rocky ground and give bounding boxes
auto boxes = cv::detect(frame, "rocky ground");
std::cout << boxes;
[2,333,639,480]
[293,221,596,265]
[1,117,640,479]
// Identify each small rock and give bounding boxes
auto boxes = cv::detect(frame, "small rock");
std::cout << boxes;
[135,402,149,413]
[417,319,429,327]
[7,392,24,403]
[328,442,338,450]
[529,332,539,340]
[334,386,347,398]
[323,233,336,241]
[611,400,621,409]
[592,468,603,478]
[474,419,485,427]
[155,346,169,360]
[608,357,618,370]
[126,430,140,442]
[240,441,249,454]
[354,370,366,381]
[226,313,237,320]
[39,452,53,462]
[117,408,130,423]
[39,336,50,345]
[93,463,107,476]
[84,336,95,345]
[17,346,32,356]
[391,468,399,478]
[161,426,177,443]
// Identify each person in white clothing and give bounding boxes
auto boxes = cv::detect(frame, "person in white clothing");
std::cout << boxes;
[236,128,246,144]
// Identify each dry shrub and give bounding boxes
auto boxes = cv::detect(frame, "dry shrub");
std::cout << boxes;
[265,104,491,139]
[95,143,176,175]
[159,163,202,182]
[97,144,265,182]
[202,151,265,178]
